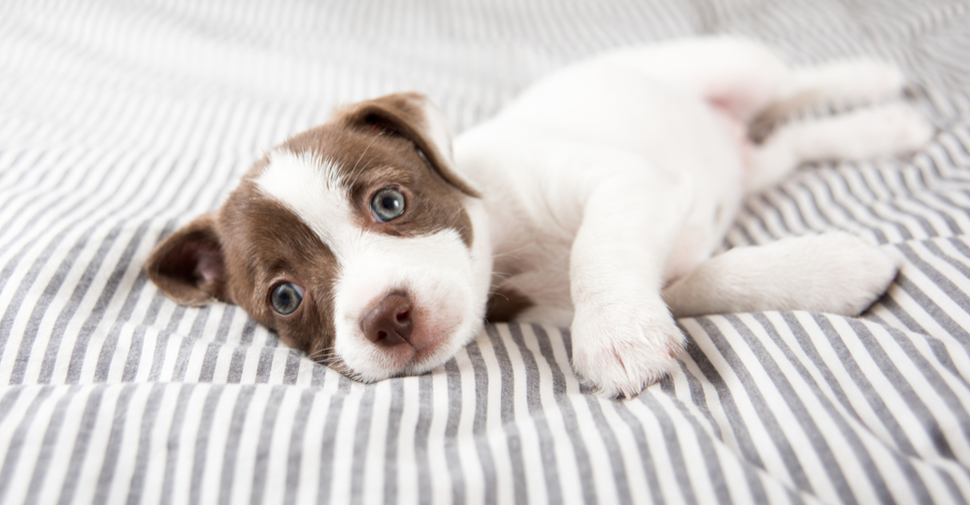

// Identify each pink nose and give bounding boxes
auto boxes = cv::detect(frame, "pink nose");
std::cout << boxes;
[361,293,413,346]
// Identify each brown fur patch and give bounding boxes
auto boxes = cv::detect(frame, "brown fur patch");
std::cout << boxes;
[486,285,534,322]
[334,92,480,198]
[145,212,226,306]
[217,181,340,358]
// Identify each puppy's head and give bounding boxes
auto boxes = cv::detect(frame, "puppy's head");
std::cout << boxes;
[145,93,492,381]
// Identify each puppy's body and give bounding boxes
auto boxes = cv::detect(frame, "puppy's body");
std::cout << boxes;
[463,50,746,325]
[147,37,933,397]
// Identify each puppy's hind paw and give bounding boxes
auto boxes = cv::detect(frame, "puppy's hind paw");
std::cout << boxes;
[792,233,901,316]
[570,304,685,398]
[834,103,935,159]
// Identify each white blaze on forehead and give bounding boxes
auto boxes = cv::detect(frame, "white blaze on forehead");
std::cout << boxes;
[254,149,358,261]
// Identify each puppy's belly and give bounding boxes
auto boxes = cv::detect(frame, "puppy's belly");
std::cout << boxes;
[499,62,743,175]
[501,63,747,275]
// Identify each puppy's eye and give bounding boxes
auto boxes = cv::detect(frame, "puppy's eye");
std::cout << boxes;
[371,188,406,222]
[270,282,304,315]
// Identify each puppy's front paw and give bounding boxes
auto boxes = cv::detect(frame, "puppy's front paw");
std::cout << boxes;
[570,303,685,398]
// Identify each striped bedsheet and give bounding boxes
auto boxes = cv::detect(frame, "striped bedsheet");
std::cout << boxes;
[1,0,970,503]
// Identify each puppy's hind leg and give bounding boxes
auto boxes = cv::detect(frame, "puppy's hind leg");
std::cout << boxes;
[745,103,935,193]
[743,57,934,192]
[752,59,910,130]
[599,36,793,122]
[662,233,901,318]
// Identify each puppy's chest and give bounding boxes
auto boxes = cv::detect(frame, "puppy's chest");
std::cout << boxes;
[487,219,576,324]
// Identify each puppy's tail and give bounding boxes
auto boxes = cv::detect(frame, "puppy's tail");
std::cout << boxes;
[662,233,901,318]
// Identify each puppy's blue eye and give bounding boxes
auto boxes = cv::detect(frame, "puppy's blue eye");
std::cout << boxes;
[371,188,406,222]
[271,282,303,315]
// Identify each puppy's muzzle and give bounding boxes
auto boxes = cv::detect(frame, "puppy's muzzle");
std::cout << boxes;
[361,293,414,346]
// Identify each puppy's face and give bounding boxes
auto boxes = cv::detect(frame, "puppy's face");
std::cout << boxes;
[146,93,492,381]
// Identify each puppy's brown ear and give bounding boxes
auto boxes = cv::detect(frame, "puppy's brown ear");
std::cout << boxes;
[145,212,228,306]
[337,92,481,197]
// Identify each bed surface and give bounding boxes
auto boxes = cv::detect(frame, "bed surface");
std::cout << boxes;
[1,0,970,503]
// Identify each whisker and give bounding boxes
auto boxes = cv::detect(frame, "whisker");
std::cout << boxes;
[488,290,511,301]
[307,345,334,355]
[306,346,337,362]
[490,242,536,260]
[349,132,383,188]
[350,158,376,189]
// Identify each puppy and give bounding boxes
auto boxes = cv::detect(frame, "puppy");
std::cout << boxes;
[146,37,933,397]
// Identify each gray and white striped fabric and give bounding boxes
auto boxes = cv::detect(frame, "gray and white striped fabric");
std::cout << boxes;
[1,0,969,503]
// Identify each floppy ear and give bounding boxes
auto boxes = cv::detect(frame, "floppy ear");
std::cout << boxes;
[336,92,481,197]
[145,212,228,306]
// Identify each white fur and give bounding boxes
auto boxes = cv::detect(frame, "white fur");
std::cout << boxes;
[783,60,906,104]
[256,150,356,260]
[662,233,902,318]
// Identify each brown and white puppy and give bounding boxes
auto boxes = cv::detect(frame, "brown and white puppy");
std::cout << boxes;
[147,93,492,381]
[146,37,932,396]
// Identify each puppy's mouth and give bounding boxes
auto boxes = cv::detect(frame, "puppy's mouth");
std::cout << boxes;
[387,338,450,377]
